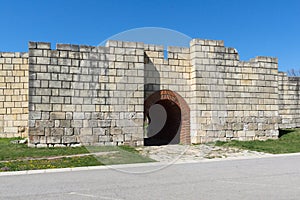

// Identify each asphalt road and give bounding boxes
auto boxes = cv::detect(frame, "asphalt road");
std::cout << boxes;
[1,154,300,200]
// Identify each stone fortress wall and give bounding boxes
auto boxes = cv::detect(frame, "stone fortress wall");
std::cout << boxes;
[189,39,281,143]
[0,38,299,147]
[28,41,144,146]
[0,52,28,138]
[278,73,300,128]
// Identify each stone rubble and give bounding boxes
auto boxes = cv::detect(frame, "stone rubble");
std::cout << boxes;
[136,144,270,162]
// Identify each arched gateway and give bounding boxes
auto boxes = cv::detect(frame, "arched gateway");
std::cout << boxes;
[144,90,191,146]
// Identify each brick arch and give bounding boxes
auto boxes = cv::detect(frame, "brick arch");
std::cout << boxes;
[144,90,190,145]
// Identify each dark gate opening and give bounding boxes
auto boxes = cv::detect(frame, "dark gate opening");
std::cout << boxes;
[144,99,181,146]
[144,90,190,146]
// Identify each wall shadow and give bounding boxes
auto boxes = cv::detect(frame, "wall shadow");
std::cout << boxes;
[278,129,295,138]
[144,53,160,99]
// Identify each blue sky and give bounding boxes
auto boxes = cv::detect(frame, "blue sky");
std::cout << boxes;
[0,0,299,71]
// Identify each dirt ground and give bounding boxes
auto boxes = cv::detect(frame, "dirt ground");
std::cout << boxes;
[136,144,270,162]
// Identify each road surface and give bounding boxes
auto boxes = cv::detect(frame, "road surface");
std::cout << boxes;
[1,154,300,200]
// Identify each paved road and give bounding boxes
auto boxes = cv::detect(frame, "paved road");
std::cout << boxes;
[1,155,300,200]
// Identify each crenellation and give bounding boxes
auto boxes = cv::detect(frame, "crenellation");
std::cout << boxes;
[36,42,51,50]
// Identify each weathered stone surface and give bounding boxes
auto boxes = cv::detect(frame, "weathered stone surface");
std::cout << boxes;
[47,136,61,144]
[50,112,65,120]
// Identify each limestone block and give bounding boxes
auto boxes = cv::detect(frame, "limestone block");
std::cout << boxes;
[124,55,138,62]
[58,58,71,66]
[36,42,51,50]
[28,42,37,49]
[40,80,48,88]
[64,128,74,136]
[82,105,95,112]
[49,81,62,88]
[61,105,75,112]
[50,97,64,104]
[62,136,77,143]
[98,120,111,127]
[0,53,14,58]
[93,128,105,136]
[48,65,61,73]
[121,41,135,48]
[58,120,70,128]
[4,101,14,108]
[80,128,93,135]
[232,123,243,131]
[71,120,83,128]
[35,88,50,96]
[50,128,64,136]
[36,57,50,65]
[47,136,61,144]
[4,127,18,133]
[50,112,65,119]
[59,74,73,81]
[29,128,45,136]
[113,134,124,142]
[36,73,51,80]
[29,111,41,120]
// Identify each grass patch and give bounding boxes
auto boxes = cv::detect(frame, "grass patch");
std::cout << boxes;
[0,138,88,161]
[0,138,155,172]
[216,128,300,154]
[0,156,101,172]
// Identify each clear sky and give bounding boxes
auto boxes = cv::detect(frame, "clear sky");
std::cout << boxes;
[0,0,299,72]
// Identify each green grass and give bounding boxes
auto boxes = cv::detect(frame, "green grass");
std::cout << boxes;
[216,128,300,154]
[0,156,101,171]
[0,138,89,161]
[0,138,155,172]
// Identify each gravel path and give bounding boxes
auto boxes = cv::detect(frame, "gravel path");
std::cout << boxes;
[136,144,270,163]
